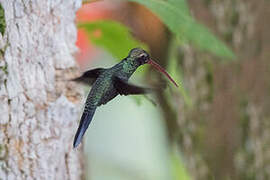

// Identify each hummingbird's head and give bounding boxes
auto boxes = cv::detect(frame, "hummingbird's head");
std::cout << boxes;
[128,48,179,87]
[129,47,150,65]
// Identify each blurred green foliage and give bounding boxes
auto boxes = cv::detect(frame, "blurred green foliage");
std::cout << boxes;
[167,40,193,107]
[78,21,147,59]
[128,0,235,59]
[80,0,235,60]
[78,2,236,179]
[79,0,235,106]
[168,56,192,107]
[171,147,191,180]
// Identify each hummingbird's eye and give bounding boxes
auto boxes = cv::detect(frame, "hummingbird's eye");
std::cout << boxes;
[137,53,149,65]
[139,53,147,59]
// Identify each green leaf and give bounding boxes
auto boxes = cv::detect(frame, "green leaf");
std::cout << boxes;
[166,0,190,15]
[168,56,192,107]
[166,39,192,107]
[127,0,235,59]
[171,146,191,180]
[79,20,147,60]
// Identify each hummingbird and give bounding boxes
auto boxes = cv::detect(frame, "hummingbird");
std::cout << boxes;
[73,47,178,148]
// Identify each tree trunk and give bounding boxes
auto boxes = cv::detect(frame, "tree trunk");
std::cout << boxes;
[0,0,84,179]
[175,0,270,180]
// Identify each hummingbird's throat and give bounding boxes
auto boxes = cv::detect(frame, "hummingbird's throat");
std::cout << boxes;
[147,59,178,87]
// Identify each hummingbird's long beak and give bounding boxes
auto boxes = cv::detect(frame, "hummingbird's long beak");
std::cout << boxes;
[147,59,178,87]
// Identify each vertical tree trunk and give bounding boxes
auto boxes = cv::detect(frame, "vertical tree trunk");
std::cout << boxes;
[176,0,270,179]
[0,0,84,179]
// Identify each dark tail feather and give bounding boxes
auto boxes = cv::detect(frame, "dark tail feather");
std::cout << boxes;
[73,108,96,148]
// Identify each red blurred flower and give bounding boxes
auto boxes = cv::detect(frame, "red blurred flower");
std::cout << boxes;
[75,2,113,66]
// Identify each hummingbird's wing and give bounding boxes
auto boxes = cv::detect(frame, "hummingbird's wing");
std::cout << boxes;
[72,68,106,85]
[73,107,97,148]
[113,77,152,95]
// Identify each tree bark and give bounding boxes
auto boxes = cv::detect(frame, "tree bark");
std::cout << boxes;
[0,0,84,179]
[176,0,270,180]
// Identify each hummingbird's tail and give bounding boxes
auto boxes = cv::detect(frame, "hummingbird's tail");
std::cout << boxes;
[73,108,97,148]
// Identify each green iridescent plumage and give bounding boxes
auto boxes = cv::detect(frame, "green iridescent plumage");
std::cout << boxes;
[73,48,178,148]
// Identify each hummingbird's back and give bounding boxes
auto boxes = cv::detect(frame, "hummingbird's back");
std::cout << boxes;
[86,68,119,108]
